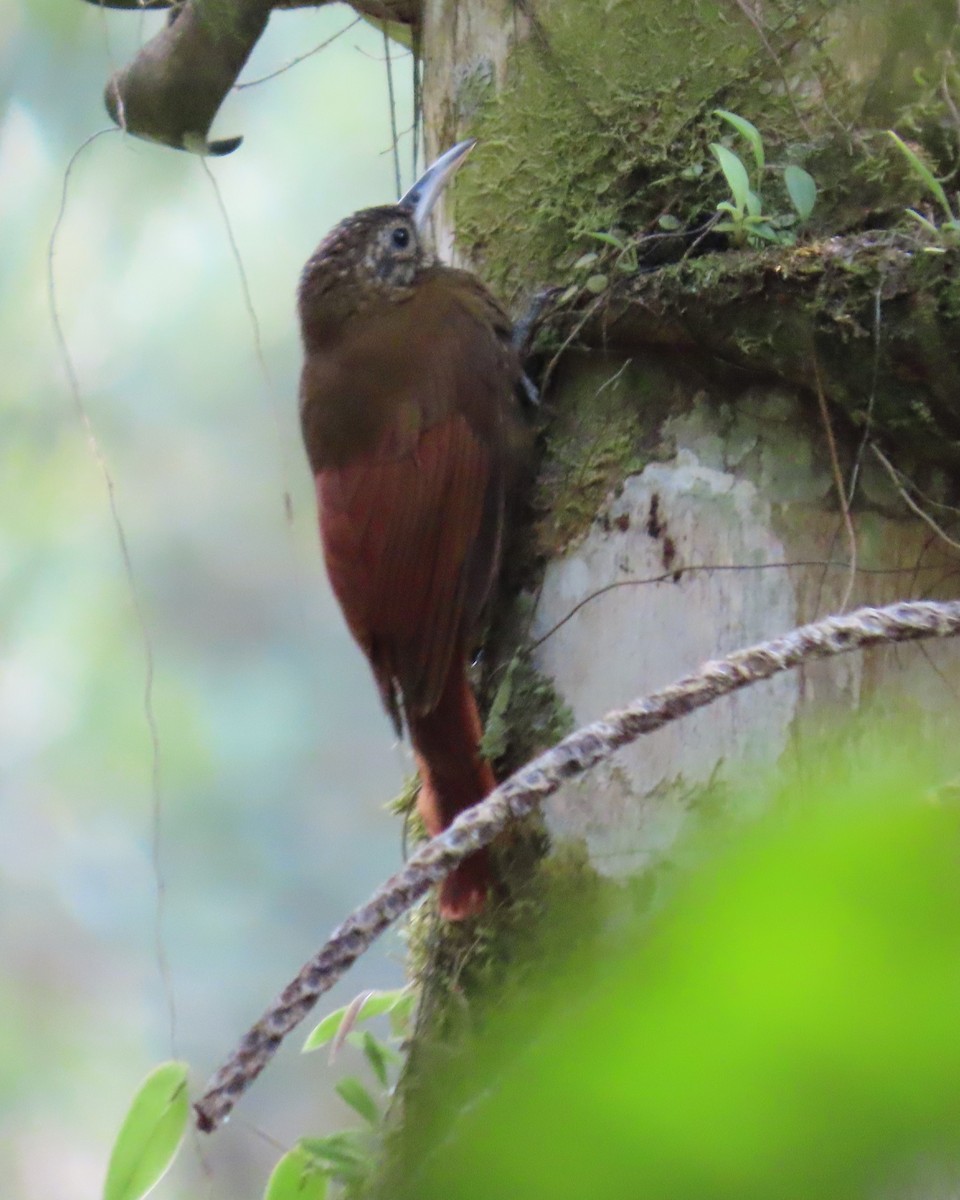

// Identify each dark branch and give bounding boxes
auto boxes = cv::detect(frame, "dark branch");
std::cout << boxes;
[102,0,273,154]
[89,0,420,154]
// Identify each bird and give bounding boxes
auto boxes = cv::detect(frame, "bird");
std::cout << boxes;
[297,140,523,920]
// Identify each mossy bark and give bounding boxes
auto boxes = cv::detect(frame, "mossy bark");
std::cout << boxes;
[384,0,960,1172]
[431,0,960,294]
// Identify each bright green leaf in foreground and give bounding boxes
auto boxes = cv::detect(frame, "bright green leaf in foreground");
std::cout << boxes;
[393,755,960,1200]
[103,1061,189,1200]
[264,1146,328,1200]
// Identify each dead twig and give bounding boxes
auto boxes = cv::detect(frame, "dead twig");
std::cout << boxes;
[872,444,960,557]
[234,17,361,89]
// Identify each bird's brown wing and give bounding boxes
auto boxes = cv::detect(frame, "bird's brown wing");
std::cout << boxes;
[317,412,492,728]
[309,276,518,724]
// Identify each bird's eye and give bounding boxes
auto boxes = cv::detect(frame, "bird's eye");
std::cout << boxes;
[391,225,410,249]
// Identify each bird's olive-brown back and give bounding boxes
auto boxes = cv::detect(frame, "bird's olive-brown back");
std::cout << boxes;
[299,255,522,722]
[299,265,518,472]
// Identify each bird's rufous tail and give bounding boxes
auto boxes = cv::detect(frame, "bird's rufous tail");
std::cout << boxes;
[408,661,495,920]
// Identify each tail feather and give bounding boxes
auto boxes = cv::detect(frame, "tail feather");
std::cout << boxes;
[439,846,491,921]
[408,660,494,920]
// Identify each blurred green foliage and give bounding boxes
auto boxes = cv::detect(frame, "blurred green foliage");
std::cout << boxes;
[383,752,960,1200]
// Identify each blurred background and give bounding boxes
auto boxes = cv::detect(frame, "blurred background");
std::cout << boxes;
[0,2,417,1194]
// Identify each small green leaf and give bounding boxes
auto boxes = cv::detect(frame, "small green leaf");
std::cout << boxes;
[905,208,941,234]
[336,1077,380,1125]
[304,1006,350,1051]
[680,162,704,180]
[744,189,762,218]
[388,989,417,1037]
[584,274,609,294]
[300,1134,365,1166]
[300,1132,371,1182]
[481,656,520,760]
[373,989,409,1012]
[572,252,599,270]
[103,1062,189,1200]
[264,1147,328,1200]
[784,165,817,220]
[747,222,782,243]
[348,1027,403,1056]
[587,231,626,250]
[888,130,954,219]
[710,143,750,212]
[714,109,765,175]
[657,214,682,231]
[360,1031,392,1087]
[304,991,403,1052]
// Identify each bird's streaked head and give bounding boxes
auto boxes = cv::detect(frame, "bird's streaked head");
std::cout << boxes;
[298,140,477,335]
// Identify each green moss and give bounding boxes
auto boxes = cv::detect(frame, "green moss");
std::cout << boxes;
[481,651,574,774]
[451,1,960,303]
[386,772,420,820]
[559,233,960,466]
[532,353,685,553]
[454,0,854,300]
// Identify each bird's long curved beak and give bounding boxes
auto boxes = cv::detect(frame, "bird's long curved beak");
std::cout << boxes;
[399,138,477,233]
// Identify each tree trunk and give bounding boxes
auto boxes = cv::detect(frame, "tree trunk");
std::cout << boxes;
[371,4,960,1177]
[416,0,960,888]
